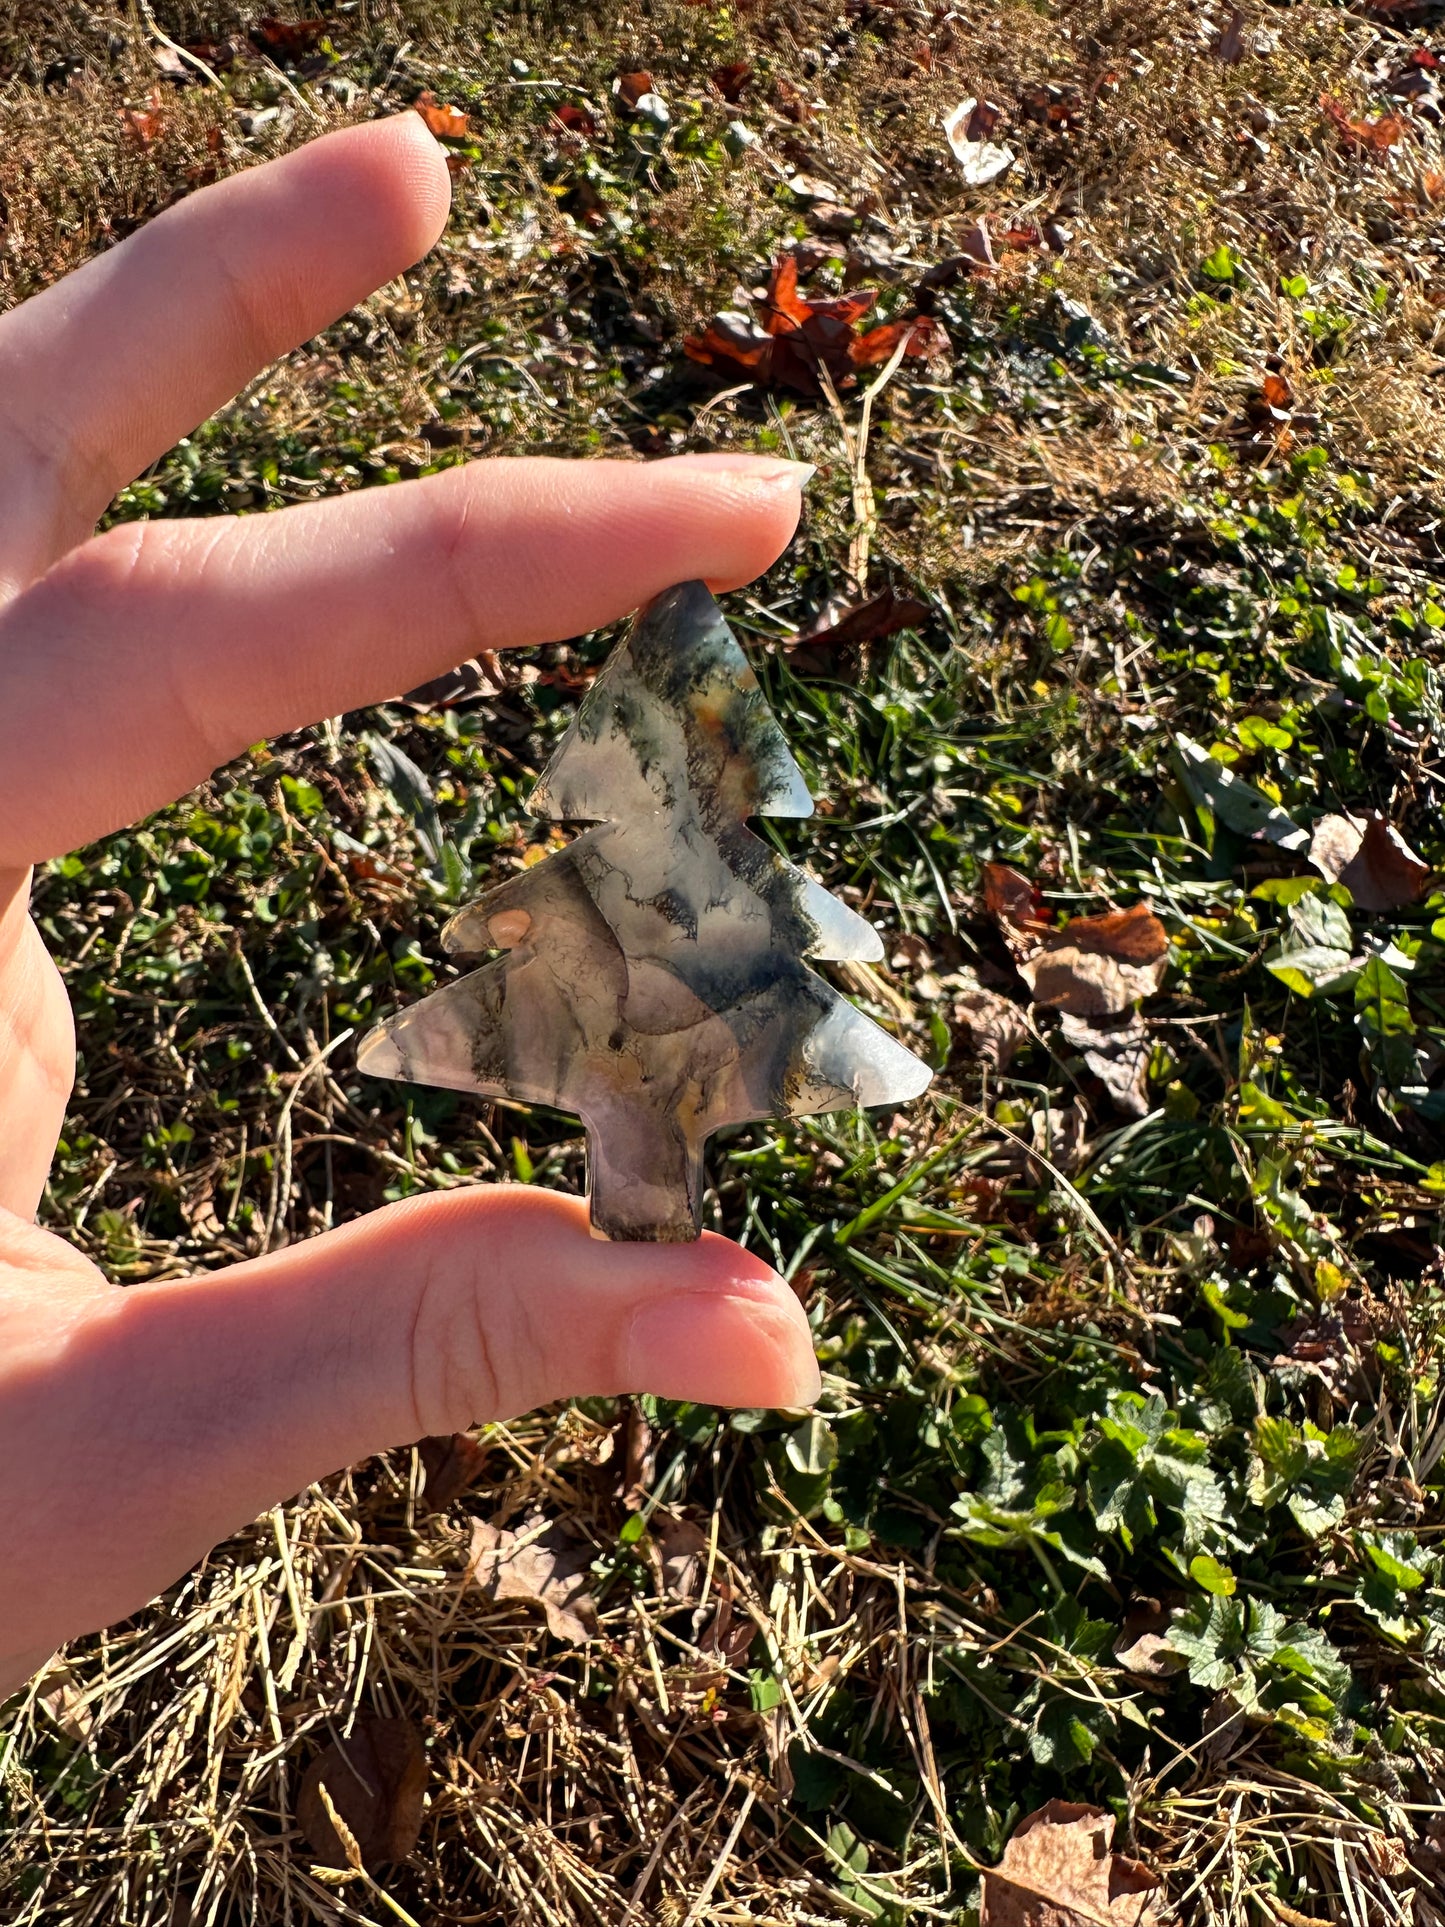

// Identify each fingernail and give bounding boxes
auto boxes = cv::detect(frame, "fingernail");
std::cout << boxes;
[624,1290,822,1410]
[671,452,816,490]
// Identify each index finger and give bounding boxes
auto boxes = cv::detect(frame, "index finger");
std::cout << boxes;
[0,116,450,587]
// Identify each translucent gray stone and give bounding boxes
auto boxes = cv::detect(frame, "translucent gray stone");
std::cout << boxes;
[359,581,932,1242]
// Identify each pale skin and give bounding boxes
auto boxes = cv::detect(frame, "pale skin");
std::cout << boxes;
[0,117,821,1701]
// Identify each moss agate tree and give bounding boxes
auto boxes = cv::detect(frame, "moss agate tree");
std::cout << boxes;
[359,582,932,1241]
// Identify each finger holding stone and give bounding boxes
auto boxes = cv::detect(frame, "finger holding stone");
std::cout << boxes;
[0,453,809,868]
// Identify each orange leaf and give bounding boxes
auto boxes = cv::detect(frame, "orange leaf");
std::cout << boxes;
[615,70,655,111]
[1049,901,1169,965]
[1321,93,1407,153]
[851,315,948,367]
[251,16,329,58]
[688,254,936,396]
[121,90,164,147]
[762,253,814,331]
[414,90,470,139]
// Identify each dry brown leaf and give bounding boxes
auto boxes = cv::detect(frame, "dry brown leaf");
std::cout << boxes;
[943,98,1015,183]
[983,862,1055,957]
[297,1716,427,1872]
[1028,1096,1092,1176]
[953,978,1032,1070]
[36,1666,94,1742]
[414,91,470,139]
[417,1431,491,1510]
[792,589,930,657]
[1020,903,1169,1017]
[1112,1631,1185,1680]
[775,76,814,122]
[980,1800,1163,1927]
[1059,1011,1152,1117]
[1308,811,1430,910]
[656,1512,710,1600]
[467,1515,599,1644]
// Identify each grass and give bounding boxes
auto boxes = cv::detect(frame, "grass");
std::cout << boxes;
[3,0,1445,1921]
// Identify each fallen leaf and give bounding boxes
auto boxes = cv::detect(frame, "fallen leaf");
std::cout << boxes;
[1308,812,1431,910]
[1028,1096,1092,1175]
[37,1666,94,1742]
[297,1717,427,1872]
[996,221,1045,252]
[251,16,329,58]
[1321,94,1408,154]
[121,90,165,146]
[684,254,944,396]
[1060,1010,1153,1116]
[984,870,1167,1018]
[1214,8,1248,62]
[1019,81,1087,130]
[917,251,983,301]
[414,91,470,139]
[711,61,751,102]
[1021,905,1169,1018]
[981,1800,1163,1927]
[417,1431,491,1509]
[983,862,1055,956]
[943,98,1016,184]
[467,1515,599,1644]
[793,589,930,657]
[954,979,1032,1070]
[615,69,655,110]
[656,1512,710,1600]
[1113,1631,1186,1680]
[698,1583,754,1666]
[1424,170,1445,201]
[1199,1689,1248,1765]
[621,1395,655,1500]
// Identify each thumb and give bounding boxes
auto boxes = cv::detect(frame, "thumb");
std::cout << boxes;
[32,1187,819,1641]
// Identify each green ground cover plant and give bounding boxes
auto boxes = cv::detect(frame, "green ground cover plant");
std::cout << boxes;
[3,1,1445,1921]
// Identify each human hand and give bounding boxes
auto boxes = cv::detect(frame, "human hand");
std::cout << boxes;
[0,117,820,1700]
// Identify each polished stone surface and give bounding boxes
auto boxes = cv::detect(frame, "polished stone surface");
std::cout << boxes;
[360,581,932,1241]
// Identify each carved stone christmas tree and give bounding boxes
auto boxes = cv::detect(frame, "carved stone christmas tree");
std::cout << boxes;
[358,581,932,1241]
